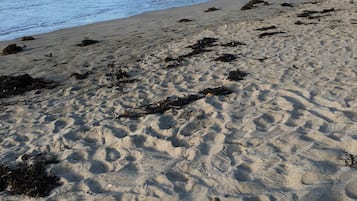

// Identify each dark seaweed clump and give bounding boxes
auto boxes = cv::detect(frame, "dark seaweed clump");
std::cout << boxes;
[221,41,246,47]
[70,72,91,80]
[21,36,35,41]
[198,87,234,96]
[294,21,318,25]
[204,7,220,12]
[144,94,203,114]
[258,31,286,38]
[241,0,270,11]
[178,19,193,22]
[343,152,357,168]
[119,86,233,118]
[76,39,99,47]
[227,69,249,81]
[2,44,23,55]
[214,54,237,62]
[281,2,294,7]
[105,64,136,86]
[297,8,335,19]
[187,37,218,50]
[0,74,54,98]
[164,37,218,68]
[0,153,61,197]
[255,26,277,31]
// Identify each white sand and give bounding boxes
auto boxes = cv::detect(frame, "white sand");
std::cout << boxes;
[0,0,356,200]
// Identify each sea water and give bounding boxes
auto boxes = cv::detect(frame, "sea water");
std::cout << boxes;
[0,0,209,41]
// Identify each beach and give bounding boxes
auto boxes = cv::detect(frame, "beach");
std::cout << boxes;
[0,0,357,200]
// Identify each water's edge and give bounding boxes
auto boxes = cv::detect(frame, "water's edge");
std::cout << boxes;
[0,0,211,41]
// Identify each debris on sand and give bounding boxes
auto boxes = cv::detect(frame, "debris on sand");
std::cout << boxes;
[227,69,249,81]
[297,8,335,19]
[214,54,237,62]
[221,41,246,47]
[199,86,234,96]
[204,7,220,12]
[70,72,91,80]
[118,86,233,118]
[187,37,218,50]
[342,152,357,168]
[281,2,294,7]
[178,19,193,22]
[258,31,286,38]
[255,25,277,31]
[21,36,35,41]
[164,38,218,68]
[241,0,270,11]
[294,20,318,25]
[0,74,55,98]
[144,94,203,114]
[76,39,99,47]
[105,65,136,86]
[0,152,61,197]
[2,44,23,55]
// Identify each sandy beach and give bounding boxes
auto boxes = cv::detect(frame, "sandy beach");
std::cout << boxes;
[0,0,356,200]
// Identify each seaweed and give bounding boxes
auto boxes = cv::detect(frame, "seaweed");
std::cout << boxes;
[204,7,220,12]
[2,44,23,55]
[0,74,55,98]
[281,3,294,7]
[294,21,318,25]
[118,86,233,118]
[76,39,99,47]
[227,69,249,81]
[214,54,237,62]
[343,152,357,168]
[297,8,335,19]
[221,41,246,47]
[70,72,91,80]
[178,19,193,22]
[21,36,35,41]
[199,86,233,96]
[144,94,203,114]
[255,25,277,31]
[187,37,218,50]
[0,153,61,197]
[164,37,218,68]
[241,0,270,10]
[106,68,135,85]
[258,31,286,38]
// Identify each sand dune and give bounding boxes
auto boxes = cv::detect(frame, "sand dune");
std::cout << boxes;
[0,0,356,200]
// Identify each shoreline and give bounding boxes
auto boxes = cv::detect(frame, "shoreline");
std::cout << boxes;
[1,0,356,200]
[0,0,297,80]
[0,0,212,42]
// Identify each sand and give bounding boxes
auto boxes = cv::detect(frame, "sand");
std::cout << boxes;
[0,0,356,200]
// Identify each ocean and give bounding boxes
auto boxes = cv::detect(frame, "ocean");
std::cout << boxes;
[0,0,209,41]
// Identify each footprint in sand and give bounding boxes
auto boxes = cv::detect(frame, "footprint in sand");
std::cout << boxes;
[345,180,357,199]
[158,115,176,130]
[253,113,275,131]
[131,135,146,148]
[89,160,109,174]
[67,151,87,163]
[85,179,106,194]
[234,164,252,182]
[165,171,188,183]
[52,120,67,133]
[105,147,121,162]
